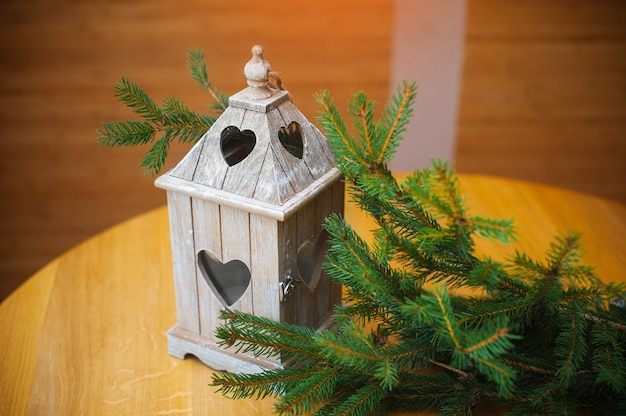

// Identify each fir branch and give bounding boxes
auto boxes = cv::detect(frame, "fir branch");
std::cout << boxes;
[375,81,416,164]
[560,264,599,288]
[427,359,472,379]
[324,214,398,303]
[466,259,506,292]
[384,229,469,287]
[113,77,164,123]
[464,328,510,354]
[430,284,463,350]
[99,53,626,414]
[329,383,387,416]
[99,77,214,175]
[161,96,215,143]
[189,83,625,414]
[433,159,464,219]
[216,309,324,361]
[274,367,341,415]
[474,357,516,397]
[211,366,314,400]
[526,382,561,412]
[387,373,461,411]
[496,275,530,298]
[373,360,399,390]
[330,299,389,326]
[140,132,171,174]
[581,310,626,333]
[466,216,516,243]
[186,48,229,112]
[315,90,368,171]
[501,355,556,376]
[402,164,456,221]
[561,286,605,308]
[397,184,440,230]
[554,311,588,388]
[511,251,547,279]
[591,323,626,393]
[317,327,379,367]
[186,48,211,90]
[459,299,535,329]
[347,91,377,160]
[98,49,226,175]
[96,120,156,147]
[546,231,584,274]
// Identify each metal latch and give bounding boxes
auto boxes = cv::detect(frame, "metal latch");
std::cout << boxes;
[279,272,300,303]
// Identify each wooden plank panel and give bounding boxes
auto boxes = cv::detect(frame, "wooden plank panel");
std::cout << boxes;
[219,206,253,315]
[293,200,316,327]
[191,199,223,339]
[456,120,626,202]
[309,124,337,171]
[330,180,346,315]
[169,131,209,181]
[280,214,300,326]
[278,100,336,178]
[459,42,626,121]
[192,106,247,190]
[249,214,280,321]
[456,0,626,206]
[465,0,626,39]
[312,187,335,327]
[266,106,315,193]
[251,145,282,205]
[166,192,199,332]
[221,110,271,199]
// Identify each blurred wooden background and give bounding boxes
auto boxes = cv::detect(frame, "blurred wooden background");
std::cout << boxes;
[1,0,625,301]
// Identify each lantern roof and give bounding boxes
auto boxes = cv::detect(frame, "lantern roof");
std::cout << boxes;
[155,45,340,220]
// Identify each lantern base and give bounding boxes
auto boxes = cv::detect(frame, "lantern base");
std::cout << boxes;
[167,325,281,373]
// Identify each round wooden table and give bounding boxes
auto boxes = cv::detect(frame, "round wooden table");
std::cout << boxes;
[1,174,625,415]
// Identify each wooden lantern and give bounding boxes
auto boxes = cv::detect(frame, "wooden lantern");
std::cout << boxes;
[155,45,343,373]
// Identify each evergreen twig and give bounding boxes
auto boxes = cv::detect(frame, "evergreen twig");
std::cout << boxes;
[210,83,626,415]
[98,51,626,414]
[96,49,227,175]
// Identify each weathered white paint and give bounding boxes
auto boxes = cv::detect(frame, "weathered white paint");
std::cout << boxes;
[156,46,344,373]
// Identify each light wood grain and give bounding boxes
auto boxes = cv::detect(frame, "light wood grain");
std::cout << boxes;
[250,213,281,321]
[192,199,225,339]
[168,191,199,333]
[456,0,626,202]
[1,174,624,415]
[157,80,344,372]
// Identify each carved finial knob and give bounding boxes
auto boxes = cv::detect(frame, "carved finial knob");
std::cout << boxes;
[243,45,272,100]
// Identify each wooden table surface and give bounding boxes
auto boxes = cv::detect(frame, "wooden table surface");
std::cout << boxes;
[1,174,625,415]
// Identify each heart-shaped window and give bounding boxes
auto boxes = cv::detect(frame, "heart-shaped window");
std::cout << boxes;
[296,229,329,291]
[198,250,251,307]
[220,126,257,166]
[278,121,304,159]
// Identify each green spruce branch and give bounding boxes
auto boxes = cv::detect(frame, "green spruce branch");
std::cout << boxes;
[99,50,626,414]
[210,83,626,415]
[96,49,227,175]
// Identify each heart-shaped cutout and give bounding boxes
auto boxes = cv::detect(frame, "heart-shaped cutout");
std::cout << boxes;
[278,121,304,159]
[296,229,329,291]
[220,125,256,166]
[198,250,251,307]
